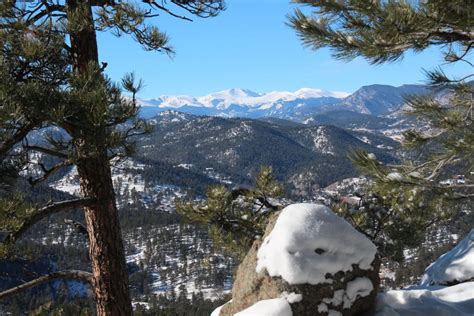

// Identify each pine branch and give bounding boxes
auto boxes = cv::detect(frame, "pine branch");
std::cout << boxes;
[426,155,456,181]
[24,3,66,26]
[229,187,278,211]
[24,145,68,159]
[0,270,92,301]
[3,198,96,244]
[144,1,193,21]
[28,160,72,186]
[64,219,89,238]
[0,121,37,159]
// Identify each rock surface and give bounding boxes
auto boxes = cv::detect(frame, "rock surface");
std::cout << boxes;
[220,203,380,316]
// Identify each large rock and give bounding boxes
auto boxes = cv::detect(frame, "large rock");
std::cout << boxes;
[220,203,380,316]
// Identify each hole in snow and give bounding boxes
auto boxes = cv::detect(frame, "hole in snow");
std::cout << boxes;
[315,248,326,255]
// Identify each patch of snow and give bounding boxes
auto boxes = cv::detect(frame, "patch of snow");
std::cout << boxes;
[367,153,377,160]
[386,172,404,181]
[235,298,292,316]
[132,301,150,310]
[301,127,335,155]
[177,163,194,169]
[345,277,373,307]
[358,135,371,144]
[318,303,328,313]
[256,203,377,285]
[421,229,474,286]
[280,291,303,303]
[374,282,474,315]
[321,277,373,309]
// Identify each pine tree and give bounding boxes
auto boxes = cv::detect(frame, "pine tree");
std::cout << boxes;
[177,166,284,258]
[289,0,473,251]
[0,1,224,315]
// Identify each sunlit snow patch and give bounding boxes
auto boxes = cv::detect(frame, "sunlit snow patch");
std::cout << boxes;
[421,229,474,286]
[374,282,474,316]
[234,298,292,316]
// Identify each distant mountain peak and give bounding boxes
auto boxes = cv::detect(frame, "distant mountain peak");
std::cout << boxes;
[141,87,347,112]
[138,84,433,120]
[294,88,350,99]
[223,88,261,97]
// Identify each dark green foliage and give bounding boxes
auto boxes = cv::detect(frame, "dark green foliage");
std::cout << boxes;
[332,183,450,262]
[290,0,473,64]
[291,0,474,258]
[177,167,284,258]
[308,110,397,131]
[1,0,226,313]
[139,113,399,196]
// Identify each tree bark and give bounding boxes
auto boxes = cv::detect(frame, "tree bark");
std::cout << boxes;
[66,1,132,314]
[76,151,132,316]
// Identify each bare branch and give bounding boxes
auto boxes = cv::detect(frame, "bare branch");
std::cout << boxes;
[0,270,92,301]
[3,198,96,244]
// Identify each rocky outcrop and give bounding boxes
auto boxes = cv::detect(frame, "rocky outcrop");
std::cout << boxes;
[219,203,380,316]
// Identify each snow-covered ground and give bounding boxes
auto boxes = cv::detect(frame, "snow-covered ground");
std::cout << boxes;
[49,158,185,209]
[421,229,474,286]
[125,225,234,300]
[374,282,474,316]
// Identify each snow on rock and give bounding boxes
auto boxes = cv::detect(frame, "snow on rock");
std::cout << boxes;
[421,229,474,286]
[256,203,377,285]
[320,277,373,310]
[234,298,292,316]
[374,282,474,316]
[220,204,379,315]
[345,277,374,307]
[281,291,303,304]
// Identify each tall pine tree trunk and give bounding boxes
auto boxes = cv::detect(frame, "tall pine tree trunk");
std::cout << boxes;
[76,150,132,315]
[66,1,132,314]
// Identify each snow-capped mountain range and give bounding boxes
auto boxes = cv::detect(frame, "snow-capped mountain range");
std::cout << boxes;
[137,84,434,121]
[138,87,350,119]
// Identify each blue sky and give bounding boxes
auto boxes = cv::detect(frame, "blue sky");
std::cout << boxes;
[97,0,467,99]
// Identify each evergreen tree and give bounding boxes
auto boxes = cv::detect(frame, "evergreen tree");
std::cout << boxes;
[177,166,284,258]
[290,0,473,251]
[0,1,224,315]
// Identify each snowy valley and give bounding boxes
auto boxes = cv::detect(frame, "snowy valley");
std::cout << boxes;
[1,83,473,315]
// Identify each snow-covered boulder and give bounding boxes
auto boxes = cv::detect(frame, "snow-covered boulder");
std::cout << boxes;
[219,203,380,316]
[421,229,474,286]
